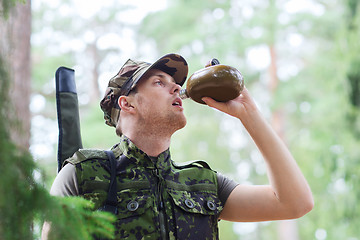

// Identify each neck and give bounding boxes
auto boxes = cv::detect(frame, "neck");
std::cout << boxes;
[123,129,172,157]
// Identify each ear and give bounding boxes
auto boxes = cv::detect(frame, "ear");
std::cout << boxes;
[118,96,135,113]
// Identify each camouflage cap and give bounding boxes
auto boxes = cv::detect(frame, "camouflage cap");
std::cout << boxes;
[100,53,188,127]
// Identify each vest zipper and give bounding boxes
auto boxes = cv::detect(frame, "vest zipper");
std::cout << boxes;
[153,168,169,240]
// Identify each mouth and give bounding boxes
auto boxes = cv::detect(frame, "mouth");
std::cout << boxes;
[172,97,183,107]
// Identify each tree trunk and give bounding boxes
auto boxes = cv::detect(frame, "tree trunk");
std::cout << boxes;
[89,41,101,102]
[0,0,32,150]
[277,220,299,240]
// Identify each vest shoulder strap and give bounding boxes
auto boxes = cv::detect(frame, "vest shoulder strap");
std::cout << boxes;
[172,159,212,170]
[63,149,108,167]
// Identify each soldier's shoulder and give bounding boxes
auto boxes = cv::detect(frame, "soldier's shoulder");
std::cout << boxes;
[65,149,108,165]
[172,160,213,170]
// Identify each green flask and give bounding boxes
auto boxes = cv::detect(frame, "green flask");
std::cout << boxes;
[179,59,244,104]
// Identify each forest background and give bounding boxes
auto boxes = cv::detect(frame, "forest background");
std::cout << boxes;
[1,0,360,239]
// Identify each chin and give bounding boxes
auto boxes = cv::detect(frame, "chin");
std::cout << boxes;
[179,115,187,128]
[178,120,187,130]
[172,116,187,132]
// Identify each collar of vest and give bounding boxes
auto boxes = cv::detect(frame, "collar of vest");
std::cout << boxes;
[111,135,171,172]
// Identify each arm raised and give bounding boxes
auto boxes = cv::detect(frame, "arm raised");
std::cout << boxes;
[202,88,314,222]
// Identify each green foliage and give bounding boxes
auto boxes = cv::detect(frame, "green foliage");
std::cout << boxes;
[32,46,76,91]
[347,0,360,27]
[347,57,360,108]
[139,0,360,239]
[80,103,119,149]
[45,197,116,240]
[0,0,23,18]
[0,48,115,240]
[28,0,360,239]
[0,133,43,239]
[274,2,360,238]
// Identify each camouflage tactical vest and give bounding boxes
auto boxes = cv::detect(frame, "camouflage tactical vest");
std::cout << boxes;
[65,136,223,240]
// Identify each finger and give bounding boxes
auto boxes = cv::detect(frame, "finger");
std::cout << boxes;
[202,97,219,107]
[202,97,229,113]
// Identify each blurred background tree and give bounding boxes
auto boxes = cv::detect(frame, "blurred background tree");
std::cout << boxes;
[0,0,31,149]
[2,0,360,239]
[0,1,115,239]
[138,0,360,239]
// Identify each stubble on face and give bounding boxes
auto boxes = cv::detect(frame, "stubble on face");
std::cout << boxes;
[135,94,187,137]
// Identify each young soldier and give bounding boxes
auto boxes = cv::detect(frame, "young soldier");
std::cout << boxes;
[42,53,313,239]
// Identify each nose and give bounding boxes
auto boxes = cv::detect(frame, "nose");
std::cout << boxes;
[171,82,181,94]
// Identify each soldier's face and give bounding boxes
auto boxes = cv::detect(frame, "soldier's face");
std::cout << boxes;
[132,69,187,133]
